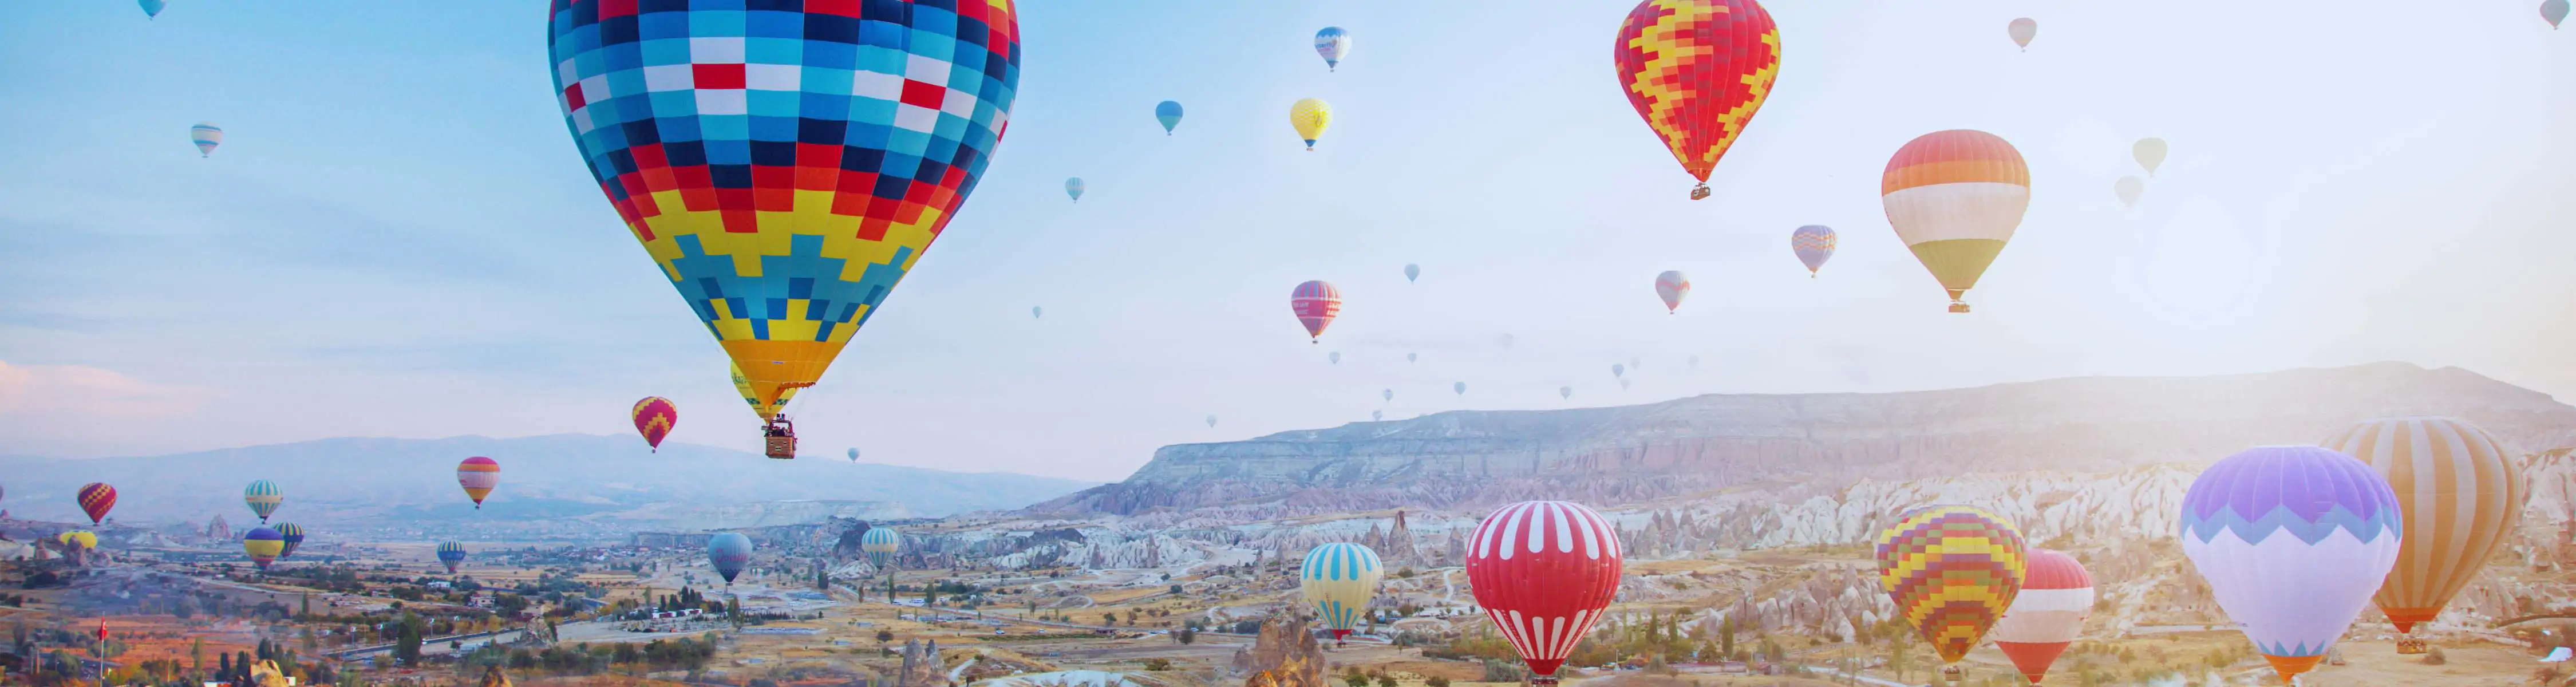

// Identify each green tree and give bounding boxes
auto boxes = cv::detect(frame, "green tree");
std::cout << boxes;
[1720,617,1736,658]
[394,613,424,667]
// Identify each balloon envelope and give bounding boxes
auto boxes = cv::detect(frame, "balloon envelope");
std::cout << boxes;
[1206,415,1218,428]
[1611,364,1625,378]
[1883,130,2030,313]
[243,527,284,568]
[1559,386,1573,399]
[1992,548,2092,685]
[139,0,165,18]
[632,396,678,451]
[1155,100,1184,133]
[2180,445,2403,685]
[1465,501,1623,678]
[1289,98,1333,149]
[1453,382,1465,396]
[58,531,96,551]
[1065,177,1084,202]
[1329,352,1341,364]
[2321,417,2528,634]
[1791,225,1836,275]
[1653,271,1689,313]
[189,123,221,157]
[1301,542,1383,639]
[1403,264,1420,282]
[437,542,468,574]
[1314,27,1352,70]
[733,361,800,421]
[2115,176,2145,209]
[1615,0,1780,196]
[276,523,306,558]
[1875,505,2026,666]
[2134,138,2169,175]
[244,479,282,522]
[76,483,116,525]
[861,527,900,568]
[1290,281,1341,341]
[456,457,499,507]
[2008,18,2037,49]
[707,532,753,584]
[1382,389,1393,402]
[547,1,1023,422]
[847,447,861,462]
[2549,0,2571,28]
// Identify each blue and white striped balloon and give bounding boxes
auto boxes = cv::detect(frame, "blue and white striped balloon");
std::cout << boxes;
[1300,542,1382,639]
[1314,27,1352,71]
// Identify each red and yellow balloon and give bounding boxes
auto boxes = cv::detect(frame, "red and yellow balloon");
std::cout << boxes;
[1614,0,1780,199]
[632,396,677,452]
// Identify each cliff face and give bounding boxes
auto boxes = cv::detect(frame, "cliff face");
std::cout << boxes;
[1034,364,2576,516]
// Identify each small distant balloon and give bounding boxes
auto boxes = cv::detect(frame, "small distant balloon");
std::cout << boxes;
[1371,410,1383,421]
[1620,378,1632,390]
[2008,18,2037,50]
[1290,98,1333,151]
[1155,100,1184,135]
[1630,357,1642,370]
[1290,281,1341,342]
[1206,415,1218,428]
[77,483,117,525]
[1559,386,1573,400]
[190,123,222,157]
[1314,27,1352,71]
[847,447,860,462]
[2134,138,2168,175]
[1403,264,1420,282]
[2115,176,2146,209]
[1032,306,1043,319]
[139,0,165,18]
[1064,177,1084,202]
[1406,353,1417,364]
[1453,382,1467,396]
[1329,352,1341,364]
[2549,0,2571,28]
[1791,225,1836,277]
[1382,389,1393,402]
[1611,364,1625,378]
[1654,271,1690,313]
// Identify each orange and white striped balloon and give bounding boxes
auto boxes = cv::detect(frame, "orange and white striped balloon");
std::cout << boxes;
[1882,130,2029,313]
[2321,416,2529,634]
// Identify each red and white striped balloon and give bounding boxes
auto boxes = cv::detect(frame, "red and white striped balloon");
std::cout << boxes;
[1465,500,1623,682]
[1992,548,2093,685]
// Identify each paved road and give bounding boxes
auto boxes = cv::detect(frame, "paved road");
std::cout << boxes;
[325,629,525,659]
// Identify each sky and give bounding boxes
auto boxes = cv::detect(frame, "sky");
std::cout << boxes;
[3,2,2574,482]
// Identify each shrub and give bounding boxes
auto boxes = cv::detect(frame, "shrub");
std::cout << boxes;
[2423,645,2447,666]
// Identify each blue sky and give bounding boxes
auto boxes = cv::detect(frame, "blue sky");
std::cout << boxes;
[4,2,2575,481]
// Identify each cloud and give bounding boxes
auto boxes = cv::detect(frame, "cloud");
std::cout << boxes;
[0,361,212,418]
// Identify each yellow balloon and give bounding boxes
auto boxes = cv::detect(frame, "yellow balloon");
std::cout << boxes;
[57,531,96,550]
[1290,98,1333,151]
[733,361,801,421]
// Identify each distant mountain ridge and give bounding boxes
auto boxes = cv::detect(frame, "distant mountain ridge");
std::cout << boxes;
[1032,363,2576,516]
[0,434,1095,528]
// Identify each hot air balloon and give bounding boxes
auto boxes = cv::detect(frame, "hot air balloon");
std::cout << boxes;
[1206,415,1218,428]
[862,527,900,568]
[275,523,306,559]
[548,0,1022,448]
[2180,446,2403,685]
[1155,100,1184,135]
[1791,225,1835,277]
[58,531,96,551]
[1329,352,1341,364]
[733,361,801,423]
[1619,378,1631,390]
[139,0,165,19]
[1065,177,1084,203]
[437,542,468,574]
[188,123,222,157]
[1371,410,1382,421]
[243,527,283,570]
[1291,281,1341,342]
[1884,129,2030,313]
[2322,417,2528,652]
[1289,98,1333,151]
[1615,0,1780,200]
[1992,548,2092,685]
[1301,542,1383,644]
[1403,264,1420,282]
[1032,306,1043,319]
[243,479,282,523]
[1465,501,1623,685]
[1876,505,2026,682]
[1653,270,1689,313]
[1453,382,1466,396]
[76,483,115,525]
[847,447,861,463]
[1611,364,1625,378]
[1314,27,1352,71]
[2133,138,2168,176]
[2550,0,2571,29]
[456,457,499,508]
[1382,389,1394,402]
[1406,353,1416,364]
[2115,176,2145,209]
[2008,18,2037,50]
[1559,386,1573,399]
[633,396,678,452]
[708,532,753,586]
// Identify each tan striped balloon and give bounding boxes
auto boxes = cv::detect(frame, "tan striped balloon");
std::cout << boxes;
[2321,416,2528,633]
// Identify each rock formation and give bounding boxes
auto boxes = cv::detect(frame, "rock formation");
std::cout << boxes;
[1232,616,1324,687]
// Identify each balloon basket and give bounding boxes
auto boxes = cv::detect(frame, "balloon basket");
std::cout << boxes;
[1940,665,1965,684]
[765,417,799,459]
[2395,638,2427,655]
[1948,302,1970,314]
[1689,184,1712,200]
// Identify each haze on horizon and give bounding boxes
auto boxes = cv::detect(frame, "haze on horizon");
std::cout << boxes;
[2,1,2573,482]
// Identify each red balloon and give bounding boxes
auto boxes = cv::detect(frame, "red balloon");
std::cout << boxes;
[76,482,116,525]
[1290,280,1341,343]
[1465,500,1623,682]
[631,396,678,452]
